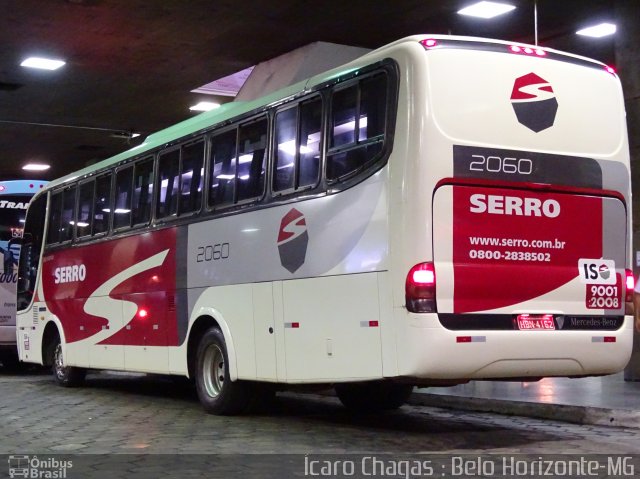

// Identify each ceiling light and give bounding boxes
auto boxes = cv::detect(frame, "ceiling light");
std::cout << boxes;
[576,23,616,38]
[20,57,66,70]
[457,1,516,19]
[189,101,220,112]
[23,163,51,171]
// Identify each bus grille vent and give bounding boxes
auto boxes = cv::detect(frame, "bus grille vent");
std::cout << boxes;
[32,307,38,325]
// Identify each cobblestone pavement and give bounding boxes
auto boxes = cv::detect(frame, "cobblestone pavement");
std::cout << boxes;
[0,368,639,477]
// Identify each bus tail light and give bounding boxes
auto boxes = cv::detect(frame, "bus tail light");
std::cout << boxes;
[406,262,436,313]
[625,269,634,303]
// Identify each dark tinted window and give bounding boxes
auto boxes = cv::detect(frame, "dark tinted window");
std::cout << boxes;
[298,98,322,188]
[157,150,179,219]
[327,73,388,181]
[93,174,112,235]
[132,158,154,225]
[114,167,133,229]
[273,99,321,193]
[330,86,357,149]
[77,181,94,238]
[274,107,297,192]
[237,118,267,202]
[209,129,237,208]
[46,192,62,245]
[60,187,76,242]
[180,141,204,214]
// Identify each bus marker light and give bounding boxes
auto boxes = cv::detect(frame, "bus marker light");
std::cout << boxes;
[508,44,546,57]
[624,269,634,302]
[360,320,379,327]
[456,336,486,343]
[137,309,149,319]
[420,39,438,48]
[592,336,616,343]
[285,322,300,329]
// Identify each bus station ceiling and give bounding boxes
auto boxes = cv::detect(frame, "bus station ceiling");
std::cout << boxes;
[0,0,616,181]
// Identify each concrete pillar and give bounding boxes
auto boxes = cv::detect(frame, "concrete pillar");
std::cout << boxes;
[616,0,640,381]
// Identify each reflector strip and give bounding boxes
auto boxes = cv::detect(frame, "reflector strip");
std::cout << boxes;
[592,336,616,342]
[360,320,379,327]
[284,322,300,329]
[456,336,486,343]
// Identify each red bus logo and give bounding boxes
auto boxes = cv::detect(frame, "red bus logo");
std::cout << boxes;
[277,208,308,273]
[510,72,558,132]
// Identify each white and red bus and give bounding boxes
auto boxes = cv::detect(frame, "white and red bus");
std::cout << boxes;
[0,180,47,368]
[16,35,633,414]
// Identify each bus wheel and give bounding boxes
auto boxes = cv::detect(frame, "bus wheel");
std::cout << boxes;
[195,327,249,415]
[50,338,86,387]
[335,381,414,413]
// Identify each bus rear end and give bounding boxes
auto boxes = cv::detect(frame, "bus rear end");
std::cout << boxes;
[402,36,632,380]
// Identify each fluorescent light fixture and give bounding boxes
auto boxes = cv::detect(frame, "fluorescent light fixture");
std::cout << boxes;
[576,23,616,38]
[458,1,515,19]
[22,163,50,171]
[189,101,220,112]
[20,57,66,70]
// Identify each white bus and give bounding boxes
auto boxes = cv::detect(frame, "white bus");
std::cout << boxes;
[0,180,47,369]
[16,35,633,414]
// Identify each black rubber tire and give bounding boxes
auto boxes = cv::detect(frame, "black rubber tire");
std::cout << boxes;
[49,336,86,387]
[195,327,251,415]
[335,381,414,413]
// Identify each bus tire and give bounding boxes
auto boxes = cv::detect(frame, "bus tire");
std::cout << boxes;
[195,327,250,415]
[50,337,86,387]
[335,381,414,413]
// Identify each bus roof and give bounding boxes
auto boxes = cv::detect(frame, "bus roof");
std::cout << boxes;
[45,34,612,191]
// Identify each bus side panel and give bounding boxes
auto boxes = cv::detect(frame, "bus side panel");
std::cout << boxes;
[281,273,382,382]
[38,228,178,372]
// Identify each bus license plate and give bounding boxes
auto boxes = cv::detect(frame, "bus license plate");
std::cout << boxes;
[517,317,555,330]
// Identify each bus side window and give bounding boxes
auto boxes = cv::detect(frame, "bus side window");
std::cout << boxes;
[274,107,297,193]
[180,141,204,214]
[77,180,94,239]
[157,149,179,219]
[237,117,267,202]
[274,98,321,195]
[209,129,237,208]
[114,167,133,229]
[327,72,388,181]
[60,186,76,243]
[46,192,63,245]
[93,173,112,235]
[298,97,322,188]
[132,157,154,225]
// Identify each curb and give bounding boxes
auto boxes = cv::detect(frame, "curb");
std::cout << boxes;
[409,392,640,429]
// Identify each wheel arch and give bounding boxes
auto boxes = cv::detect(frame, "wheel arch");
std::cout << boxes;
[186,308,238,381]
[41,319,64,367]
